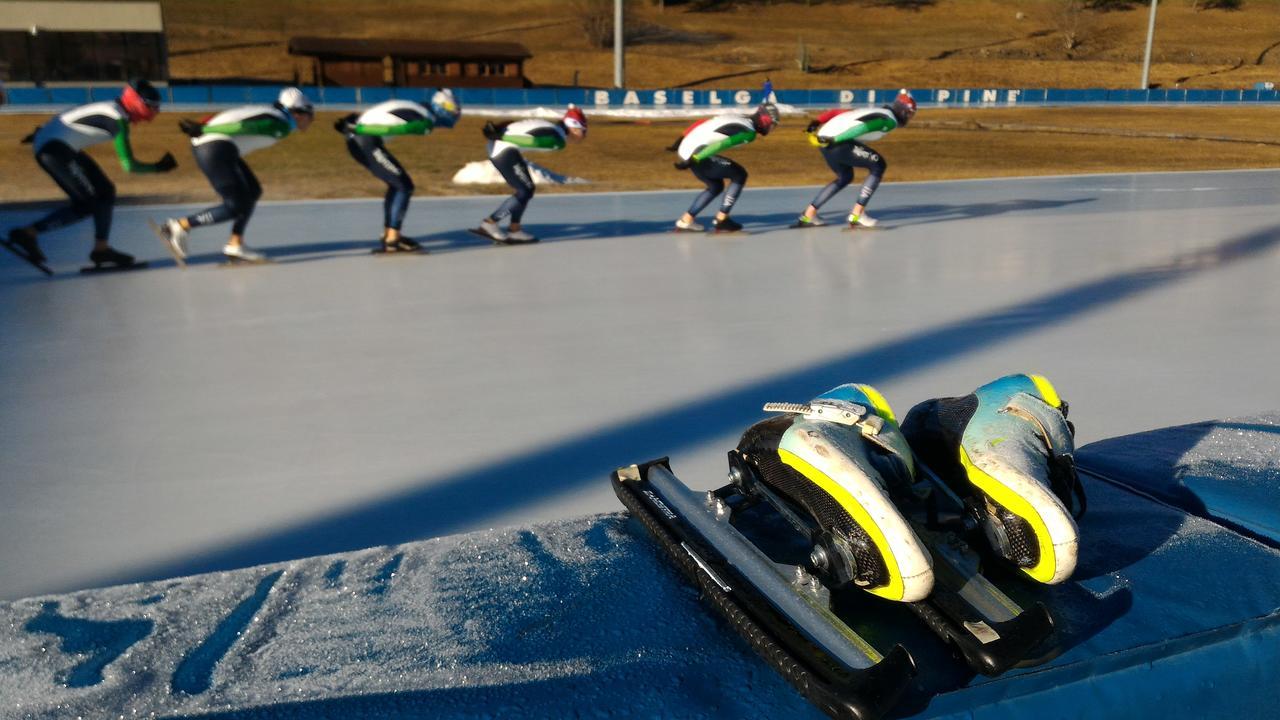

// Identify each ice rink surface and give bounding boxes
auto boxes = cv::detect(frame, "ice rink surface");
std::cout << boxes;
[2,169,1278,600]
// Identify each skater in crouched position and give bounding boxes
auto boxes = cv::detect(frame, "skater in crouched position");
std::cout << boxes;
[157,88,314,264]
[794,90,916,229]
[5,79,176,273]
[334,89,462,253]
[473,105,587,244]
[732,373,1081,602]
[672,102,779,234]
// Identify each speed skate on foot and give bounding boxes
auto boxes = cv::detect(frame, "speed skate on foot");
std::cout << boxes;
[372,237,426,255]
[612,379,1079,717]
[2,229,53,276]
[221,244,272,265]
[790,215,829,229]
[148,219,188,268]
[80,247,147,274]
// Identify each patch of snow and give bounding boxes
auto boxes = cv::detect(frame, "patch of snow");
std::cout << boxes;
[452,160,588,186]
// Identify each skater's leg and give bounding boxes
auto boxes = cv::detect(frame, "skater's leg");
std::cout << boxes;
[848,143,887,220]
[369,144,413,239]
[715,158,748,221]
[28,143,98,237]
[227,158,262,242]
[73,152,116,249]
[683,160,726,223]
[183,141,243,231]
[488,149,535,228]
[803,145,855,220]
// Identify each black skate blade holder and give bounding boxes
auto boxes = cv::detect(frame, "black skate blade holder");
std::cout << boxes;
[613,458,916,720]
[911,463,1058,676]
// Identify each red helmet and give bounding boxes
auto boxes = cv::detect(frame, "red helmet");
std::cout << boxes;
[752,102,780,136]
[891,90,917,125]
[563,104,587,136]
[120,79,161,123]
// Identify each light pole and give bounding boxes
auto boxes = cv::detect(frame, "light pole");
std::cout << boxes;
[614,0,625,89]
[1140,0,1158,89]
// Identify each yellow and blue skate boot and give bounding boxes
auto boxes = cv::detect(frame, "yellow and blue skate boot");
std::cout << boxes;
[902,374,1083,585]
[731,383,935,602]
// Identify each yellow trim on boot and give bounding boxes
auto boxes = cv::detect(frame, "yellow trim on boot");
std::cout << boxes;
[855,384,897,423]
[778,448,907,601]
[959,446,1057,583]
[1028,374,1062,409]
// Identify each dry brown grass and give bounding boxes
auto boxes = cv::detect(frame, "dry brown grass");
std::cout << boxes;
[3,106,1280,205]
[146,0,1280,90]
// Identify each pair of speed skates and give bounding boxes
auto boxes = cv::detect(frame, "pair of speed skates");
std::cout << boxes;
[612,374,1085,720]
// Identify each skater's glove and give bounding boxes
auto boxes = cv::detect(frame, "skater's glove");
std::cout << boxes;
[805,120,820,134]
[332,113,358,134]
[178,118,204,138]
[673,158,694,170]
[482,121,503,140]
[665,138,681,152]
[21,129,36,144]
[154,152,178,172]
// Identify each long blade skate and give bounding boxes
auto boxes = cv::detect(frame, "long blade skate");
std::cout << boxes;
[613,459,915,720]
[1,237,54,276]
[147,219,186,269]
[737,385,1057,677]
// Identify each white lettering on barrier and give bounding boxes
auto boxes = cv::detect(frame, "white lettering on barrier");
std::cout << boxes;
[868,90,876,103]
[937,89,951,103]
[654,90,667,105]
[734,90,751,105]
[709,91,723,105]
[624,91,639,105]
[839,90,854,104]
[594,90,610,106]
[963,90,971,103]
[1007,90,1020,104]
[982,89,998,103]
[682,90,695,105]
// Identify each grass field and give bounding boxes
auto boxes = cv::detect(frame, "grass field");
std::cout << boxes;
[152,0,1280,90]
[3,106,1279,206]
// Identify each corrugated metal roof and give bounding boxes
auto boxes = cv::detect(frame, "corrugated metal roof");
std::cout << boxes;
[288,37,531,62]
[0,1,164,32]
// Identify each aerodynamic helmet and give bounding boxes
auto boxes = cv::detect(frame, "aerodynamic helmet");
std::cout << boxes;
[277,87,314,116]
[891,90,917,126]
[120,78,161,123]
[430,88,462,128]
[752,102,780,135]
[562,104,587,136]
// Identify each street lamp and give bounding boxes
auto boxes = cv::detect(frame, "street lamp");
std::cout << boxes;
[1140,0,1158,89]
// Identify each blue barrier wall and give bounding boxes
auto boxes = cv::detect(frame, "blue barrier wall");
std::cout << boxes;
[4,85,1279,109]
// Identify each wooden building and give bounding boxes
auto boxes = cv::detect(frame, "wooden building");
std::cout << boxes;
[288,37,531,89]
[0,1,167,83]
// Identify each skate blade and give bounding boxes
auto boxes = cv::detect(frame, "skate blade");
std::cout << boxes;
[371,246,427,255]
[147,219,187,269]
[219,256,274,267]
[841,224,884,232]
[467,227,507,243]
[79,261,150,275]
[789,221,827,229]
[1,239,54,276]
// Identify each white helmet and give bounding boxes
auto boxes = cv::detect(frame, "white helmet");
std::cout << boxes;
[277,87,314,115]
[430,88,461,128]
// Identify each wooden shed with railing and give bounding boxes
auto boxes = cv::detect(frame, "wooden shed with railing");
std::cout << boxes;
[0,1,167,83]
[287,37,531,89]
